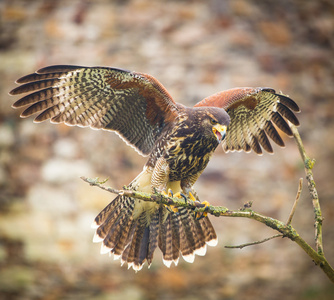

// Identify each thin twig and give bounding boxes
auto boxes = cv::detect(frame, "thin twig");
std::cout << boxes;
[225,234,283,249]
[286,178,303,225]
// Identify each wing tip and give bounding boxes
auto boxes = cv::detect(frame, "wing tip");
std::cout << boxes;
[277,93,301,113]
[9,86,22,95]
[259,87,301,115]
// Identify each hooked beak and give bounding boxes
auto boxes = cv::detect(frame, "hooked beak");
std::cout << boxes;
[212,124,227,143]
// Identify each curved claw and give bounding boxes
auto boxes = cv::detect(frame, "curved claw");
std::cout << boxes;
[162,189,179,213]
[167,188,173,197]
[195,200,210,220]
[178,192,188,204]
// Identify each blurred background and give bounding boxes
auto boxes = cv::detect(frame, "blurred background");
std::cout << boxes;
[1,0,334,299]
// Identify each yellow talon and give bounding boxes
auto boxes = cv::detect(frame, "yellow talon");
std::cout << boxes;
[162,189,179,213]
[167,189,173,197]
[195,200,210,220]
[201,200,210,207]
[173,192,181,198]
[162,190,209,216]
[162,189,173,197]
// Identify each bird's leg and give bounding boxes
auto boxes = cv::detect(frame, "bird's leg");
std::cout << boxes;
[151,157,179,213]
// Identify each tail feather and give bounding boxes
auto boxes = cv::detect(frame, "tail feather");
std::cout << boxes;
[123,214,148,271]
[178,207,201,261]
[147,210,159,266]
[121,224,138,268]
[92,195,123,227]
[177,216,193,260]
[93,195,218,271]
[120,221,137,265]
[135,226,150,269]
[200,217,218,246]
[121,241,131,267]
[192,218,209,256]
[158,207,174,266]
[113,216,135,257]
[192,220,207,256]
[94,195,134,245]
[93,195,127,240]
[171,212,181,264]
[103,205,134,251]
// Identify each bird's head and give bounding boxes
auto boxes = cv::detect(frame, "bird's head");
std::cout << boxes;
[194,107,230,144]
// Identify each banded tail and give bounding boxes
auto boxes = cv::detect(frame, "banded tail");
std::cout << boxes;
[91,179,218,271]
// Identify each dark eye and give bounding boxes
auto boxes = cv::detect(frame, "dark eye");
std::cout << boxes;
[210,118,218,125]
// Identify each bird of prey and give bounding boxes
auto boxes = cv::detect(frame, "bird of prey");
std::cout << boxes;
[10,65,300,271]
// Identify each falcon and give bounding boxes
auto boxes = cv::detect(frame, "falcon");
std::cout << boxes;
[10,65,300,271]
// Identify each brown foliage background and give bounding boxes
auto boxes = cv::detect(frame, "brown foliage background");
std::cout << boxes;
[0,0,334,299]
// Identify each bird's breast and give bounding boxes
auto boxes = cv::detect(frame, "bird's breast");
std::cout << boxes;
[164,134,217,182]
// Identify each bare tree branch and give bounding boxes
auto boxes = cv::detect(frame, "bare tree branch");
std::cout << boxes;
[80,126,334,283]
[81,174,334,283]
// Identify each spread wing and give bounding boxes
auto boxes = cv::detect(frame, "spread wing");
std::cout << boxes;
[194,87,300,154]
[10,65,180,156]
